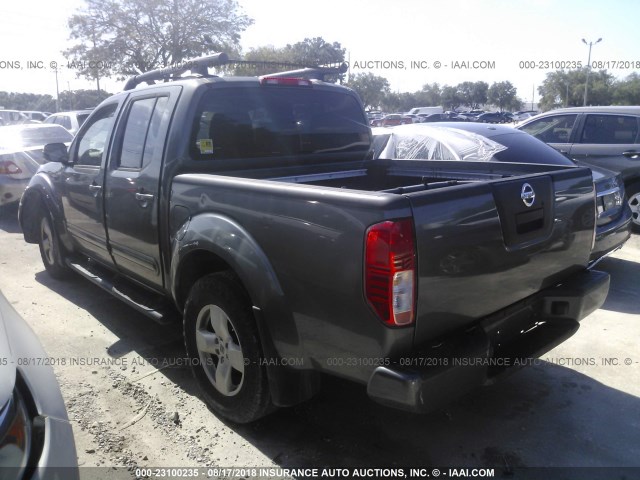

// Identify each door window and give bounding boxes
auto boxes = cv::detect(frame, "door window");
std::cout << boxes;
[519,114,578,143]
[580,115,640,144]
[118,97,169,169]
[75,105,117,166]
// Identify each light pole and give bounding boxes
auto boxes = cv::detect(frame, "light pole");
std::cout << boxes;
[582,37,602,106]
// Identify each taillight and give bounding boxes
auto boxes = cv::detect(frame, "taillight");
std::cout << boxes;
[365,219,416,326]
[0,160,22,175]
[259,76,312,86]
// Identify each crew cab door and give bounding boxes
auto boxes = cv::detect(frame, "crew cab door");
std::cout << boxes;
[568,113,640,177]
[61,103,119,266]
[103,87,180,290]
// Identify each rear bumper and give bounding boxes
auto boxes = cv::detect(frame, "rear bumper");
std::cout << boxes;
[367,269,610,413]
[0,178,29,206]
[591,205,632,262]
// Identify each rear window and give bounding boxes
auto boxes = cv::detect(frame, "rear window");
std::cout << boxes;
[191,86,370,160]
[491,132,574,165]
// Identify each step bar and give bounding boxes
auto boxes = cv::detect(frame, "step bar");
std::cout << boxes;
[66,258,178,325]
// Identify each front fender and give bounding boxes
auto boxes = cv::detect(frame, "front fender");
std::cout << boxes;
[19,170,68,248]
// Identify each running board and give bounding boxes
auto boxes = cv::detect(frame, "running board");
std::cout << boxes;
[66,258,179,325]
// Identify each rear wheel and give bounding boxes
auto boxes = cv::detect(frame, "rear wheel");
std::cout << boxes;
[183,272,273,423]
[38,211,69,279]
[627,183,640,233]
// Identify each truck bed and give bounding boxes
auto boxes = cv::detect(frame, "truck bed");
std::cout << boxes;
[171,159,596,381]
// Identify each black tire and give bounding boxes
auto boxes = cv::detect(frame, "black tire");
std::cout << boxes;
[38,211,70,279]
[626,182,640,233]
[183,272,273,423]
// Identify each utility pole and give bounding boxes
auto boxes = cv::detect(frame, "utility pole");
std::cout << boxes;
[582,37,602,106]
[54,67,60,113]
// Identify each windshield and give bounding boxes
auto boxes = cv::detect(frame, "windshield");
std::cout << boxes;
[191,86,370,160]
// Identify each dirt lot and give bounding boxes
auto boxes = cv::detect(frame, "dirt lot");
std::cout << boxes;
[1,204,639,478]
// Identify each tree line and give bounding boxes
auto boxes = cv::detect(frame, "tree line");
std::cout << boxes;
[346,74,523,112]
[0,90,111,112]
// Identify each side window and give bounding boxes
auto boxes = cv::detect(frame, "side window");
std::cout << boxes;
[76,105,117,166]
[519,114,578,143]
[118,96,168,169]
[580,115,640,144]
[142,97,169,168]
[60,116,72,130]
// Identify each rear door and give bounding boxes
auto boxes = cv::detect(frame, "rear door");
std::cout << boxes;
[568,113,640,182]
[103,86,180,290]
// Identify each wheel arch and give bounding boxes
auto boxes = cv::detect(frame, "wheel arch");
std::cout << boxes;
[171,213,319,407]
[19,175,67,246]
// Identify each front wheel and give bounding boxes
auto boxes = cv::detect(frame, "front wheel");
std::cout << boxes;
[627,183,640,233]
[183,272,273,423]
[38,211,69,279]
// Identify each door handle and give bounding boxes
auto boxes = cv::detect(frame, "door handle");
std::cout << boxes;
[135,193,154,201]
[88,184,102,197]
[135,192,154,207]
[622,151,639,159]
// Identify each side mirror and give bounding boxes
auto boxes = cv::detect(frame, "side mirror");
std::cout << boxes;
[43,143,70,164]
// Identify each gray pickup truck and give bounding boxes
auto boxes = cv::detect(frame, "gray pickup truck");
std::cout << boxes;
[19,55,609,423]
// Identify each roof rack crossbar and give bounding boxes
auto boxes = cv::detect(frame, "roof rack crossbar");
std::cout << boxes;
[123,52,229,90]
[260,63,348,81]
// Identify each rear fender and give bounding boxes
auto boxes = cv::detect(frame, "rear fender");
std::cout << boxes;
[171,213,318,406]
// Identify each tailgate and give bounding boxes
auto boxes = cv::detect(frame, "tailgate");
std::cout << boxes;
[406,167,596,345]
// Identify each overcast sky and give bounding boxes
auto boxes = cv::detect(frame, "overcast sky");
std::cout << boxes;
[1,0,639,108]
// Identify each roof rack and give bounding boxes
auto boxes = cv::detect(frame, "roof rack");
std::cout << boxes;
[122,54,349,90]
[123,52,229,90]
[259,63,349,82]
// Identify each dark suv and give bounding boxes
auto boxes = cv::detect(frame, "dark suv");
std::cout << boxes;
[517,106,640,231]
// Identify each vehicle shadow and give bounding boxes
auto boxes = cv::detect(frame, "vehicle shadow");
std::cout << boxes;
[240,363,640,469]
[596,256,640,315]
[35,269,640,470]
[0,204,22,234]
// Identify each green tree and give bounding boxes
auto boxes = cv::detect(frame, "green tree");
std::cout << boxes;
[416,83,442,107]
[458,81,488,109]
[65,0,253,79]
[538,69,615,111]
[59,89,112,111]
[488,81,520,111]
[613,73,640,105]
[234,37,346,79]
[347,73,390,110]
[441,85,462,111]
[0,92,56,112]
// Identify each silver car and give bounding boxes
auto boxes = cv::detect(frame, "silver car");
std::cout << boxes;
[0,125,73,207]
[517,106,640,231]
[0,290,78,479]
[43,110,92,136]
[371,123,631,263]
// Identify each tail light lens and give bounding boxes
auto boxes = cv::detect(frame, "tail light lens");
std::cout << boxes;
[365,219,416,326]
[0,160,22,175]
